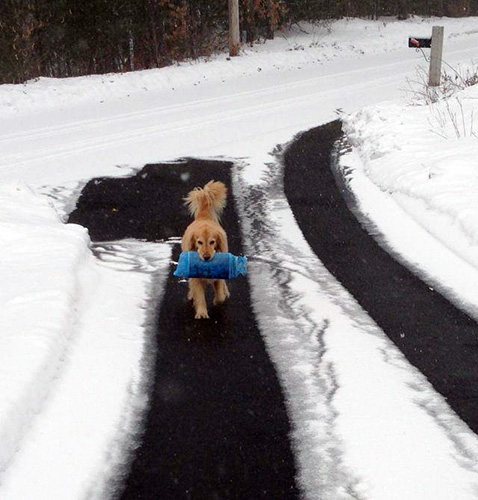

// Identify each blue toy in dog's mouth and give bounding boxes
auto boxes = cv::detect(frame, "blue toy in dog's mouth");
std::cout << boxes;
[174,251,248,279]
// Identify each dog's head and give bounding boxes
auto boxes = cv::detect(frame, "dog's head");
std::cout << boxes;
[185,222,227,261]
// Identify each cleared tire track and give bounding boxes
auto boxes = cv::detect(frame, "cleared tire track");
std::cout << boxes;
[69,159,300,499]
[283,120,478,434]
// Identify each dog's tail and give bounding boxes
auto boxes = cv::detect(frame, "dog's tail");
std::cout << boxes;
[184,180,227,221]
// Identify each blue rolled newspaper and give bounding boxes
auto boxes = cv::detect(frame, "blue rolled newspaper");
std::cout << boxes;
[174,251,247,279]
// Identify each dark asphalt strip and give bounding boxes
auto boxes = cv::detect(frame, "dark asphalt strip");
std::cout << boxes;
[283,120,478,434]
[69,160,300,500]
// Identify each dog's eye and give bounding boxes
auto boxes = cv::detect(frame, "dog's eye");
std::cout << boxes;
[197,240,203,245]
[210,240,216,246]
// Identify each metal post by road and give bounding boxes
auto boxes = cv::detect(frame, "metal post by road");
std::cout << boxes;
[429,26,444,87]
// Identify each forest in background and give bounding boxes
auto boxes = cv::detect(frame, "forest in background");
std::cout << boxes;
[0,0,475,84]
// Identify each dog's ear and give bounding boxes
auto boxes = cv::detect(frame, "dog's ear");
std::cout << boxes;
[182,232,196,251]
[216,230,228,252]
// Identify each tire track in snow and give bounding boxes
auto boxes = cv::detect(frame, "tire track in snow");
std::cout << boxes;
[69,159,300,499]
[233,124,478,499]
[233,160,367,500]
[283,120,478,435]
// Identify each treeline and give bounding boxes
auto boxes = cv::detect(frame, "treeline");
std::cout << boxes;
[0,0,475,84]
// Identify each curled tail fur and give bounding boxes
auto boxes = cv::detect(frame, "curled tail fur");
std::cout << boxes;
[184,180,227,221]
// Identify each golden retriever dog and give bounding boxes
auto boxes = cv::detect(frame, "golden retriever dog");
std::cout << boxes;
[181,180,230,319]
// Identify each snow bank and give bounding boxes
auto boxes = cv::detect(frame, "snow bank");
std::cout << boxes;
[0,185,89,471]
[0,239,171,499]
[339,82,478,496]
[0,184,172,498]
[2,16,478,117]
[343,84,478,271]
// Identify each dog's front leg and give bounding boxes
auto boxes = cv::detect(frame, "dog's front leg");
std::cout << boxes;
[213,279,230,305]
[189,278,209,319]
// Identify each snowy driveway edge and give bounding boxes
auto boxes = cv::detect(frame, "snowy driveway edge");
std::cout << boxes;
[0,182,172,498]
[233,125,478,499]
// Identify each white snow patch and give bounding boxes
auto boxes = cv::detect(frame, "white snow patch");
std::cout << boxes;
[343,84,478,318]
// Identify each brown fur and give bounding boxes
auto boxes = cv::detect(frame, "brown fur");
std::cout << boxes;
[181,181,230,319]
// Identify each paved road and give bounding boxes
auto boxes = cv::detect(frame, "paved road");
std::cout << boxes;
[283,120,478,434]
[69,160,300,499]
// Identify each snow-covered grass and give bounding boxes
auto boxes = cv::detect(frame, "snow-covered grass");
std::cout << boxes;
[2,15,478,500]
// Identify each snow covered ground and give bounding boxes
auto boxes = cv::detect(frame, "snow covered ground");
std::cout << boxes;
[2,15,478,499]
[342,84,478,320]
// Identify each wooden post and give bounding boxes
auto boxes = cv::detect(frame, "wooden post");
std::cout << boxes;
[429,26,444,87]
[229,0,240,57]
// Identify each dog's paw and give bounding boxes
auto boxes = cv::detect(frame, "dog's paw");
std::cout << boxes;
[213,294,227,306]
[213,282,230,305]
[195,308,209,319]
